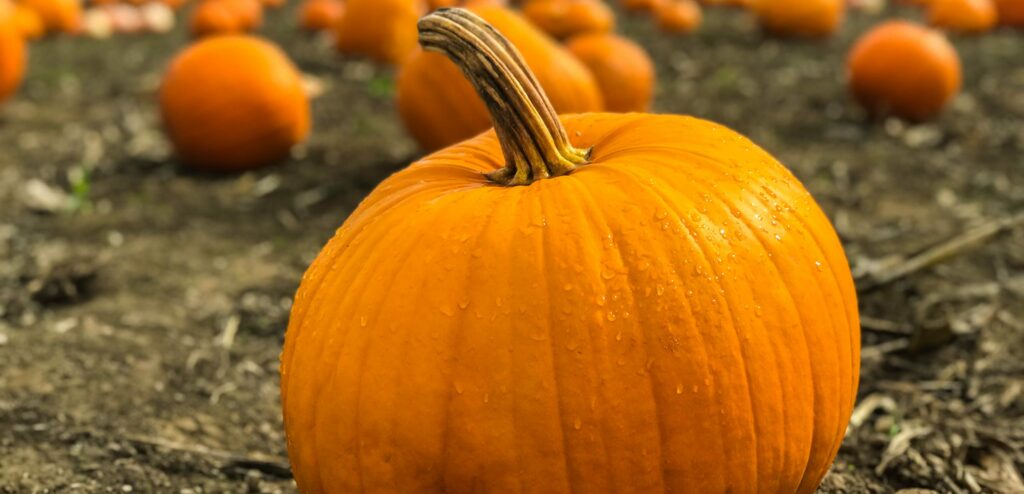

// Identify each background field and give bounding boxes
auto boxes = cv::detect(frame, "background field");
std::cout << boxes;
[1,4,1022,493]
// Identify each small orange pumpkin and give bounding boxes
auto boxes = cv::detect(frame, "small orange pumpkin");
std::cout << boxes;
[189,0,259,36]
[21,0,82,33]
[189,0,242,36]
[334,0,423,64]
[521,0,614,39]
[284,9,860,494]
[656,0,702,33]
[397,3,603,151]
[13,3,45,39]
[621,0,665,12]
[298,0,343,31]
[750,0,844,37]
[159,35,311,171]
[848,21,961,121]
[566,32,654,112]
[928,0,997,33]
[0,1,26,105]
[993,0,1024,25]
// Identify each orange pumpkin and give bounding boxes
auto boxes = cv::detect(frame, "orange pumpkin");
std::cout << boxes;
[283,8,860,494]
[566,32,654,112]
[334,0,423,64]
[993,0,1024,25]
[521,0,614,39]
[621,0,665,12]
[189,0,241,36]
[224,0,261,29]
[0,1,26,105]
[656,0,702,33]
[298,0,342,31]
[21,0,82,33]
[189,0,259,36]
[848,21,961,121]
[260,0,284,8]
[13,3,45,38]
[397,4,602,151]
[159,35,310,171]
[750,0,843,37]
[928,0,996,32]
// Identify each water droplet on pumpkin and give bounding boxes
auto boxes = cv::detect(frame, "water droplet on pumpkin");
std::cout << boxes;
[774,234,782,241]
[654,209,669,220]
[458,300,470,309]
[615,331,622,341]
[601,269,616,280]
[676,384,683,394]
[596,295,606,306]
[656,285,665,296]
[815,261,824,272]
[606,311,616,322]
[454,382,464,394]
[573,418,582,430]
[719,228,727,238]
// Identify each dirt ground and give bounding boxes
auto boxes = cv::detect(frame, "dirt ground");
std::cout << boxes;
[1,3,1022,493]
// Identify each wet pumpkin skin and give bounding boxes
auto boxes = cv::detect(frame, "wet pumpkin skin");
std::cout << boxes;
[283,8,859,494]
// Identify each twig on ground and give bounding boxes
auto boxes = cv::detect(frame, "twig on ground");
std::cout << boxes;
[123,434,292,479]
[856,213,1024,293]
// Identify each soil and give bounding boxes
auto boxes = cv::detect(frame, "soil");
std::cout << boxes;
[1,4,1022,493]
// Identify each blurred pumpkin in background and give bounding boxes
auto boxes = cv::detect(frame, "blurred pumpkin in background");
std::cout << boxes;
[397,3,603,151]
[160,35,310,171]
[656,0,702,33]
[848,21,961,121]
[0,0,26,105]
[334,0,423,64]
[621,0,664,12]
[21,0,82,33]
[521,0,614,39]
[298,0,342,31]
[750,0,843,37]
[189,0,241,36]
[566,32,654,111]
[993,0,1024,25]
[284,9,860,494]
[928,0,996,33]
[13,3,44,38]
[189,0,259,37]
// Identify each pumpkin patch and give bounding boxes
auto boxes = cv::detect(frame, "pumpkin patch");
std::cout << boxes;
[3,0,1023,491]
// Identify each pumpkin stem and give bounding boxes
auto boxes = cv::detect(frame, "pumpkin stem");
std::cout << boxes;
[418,8,591,186]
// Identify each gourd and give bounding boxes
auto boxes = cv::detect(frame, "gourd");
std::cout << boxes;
[566,32,654,112]
[159,35,310,171]
[521,0,614,39]
[847,21,961,121]
[928,0,997,33]
[282,8,860,494]
[298,0,344,31]
[749,0,844,37]
[0,1,26,105]
[396,4,603,151]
